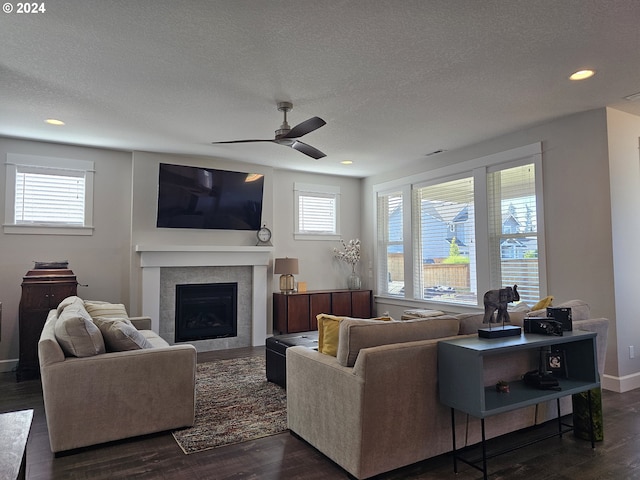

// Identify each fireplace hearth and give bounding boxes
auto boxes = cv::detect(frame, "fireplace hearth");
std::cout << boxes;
[175,282,237,342]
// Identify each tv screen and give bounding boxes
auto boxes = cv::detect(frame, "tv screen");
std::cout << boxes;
[156,163,264,231]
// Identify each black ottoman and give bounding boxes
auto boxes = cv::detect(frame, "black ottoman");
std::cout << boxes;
[266,332,318,388]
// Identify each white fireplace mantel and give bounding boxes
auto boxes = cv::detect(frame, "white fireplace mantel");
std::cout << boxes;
[135,245,273,346]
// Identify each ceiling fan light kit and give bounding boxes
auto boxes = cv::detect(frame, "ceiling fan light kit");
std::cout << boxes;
[212,102,327,159]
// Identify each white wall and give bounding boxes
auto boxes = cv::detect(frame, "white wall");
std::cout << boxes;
[606,107,640,390]
[271,169,363,294]
[127,151,274,316]
[363,108,620,381]
[0,138,132,372]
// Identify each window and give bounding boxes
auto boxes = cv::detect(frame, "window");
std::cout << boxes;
[413,175,476,304]
[294,183,340,240]
[375,143,544,308]
[487,163,540,305]
[377,190,405,296]
[4,153,94,235]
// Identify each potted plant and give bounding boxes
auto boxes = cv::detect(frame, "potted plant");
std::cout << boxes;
[333,238,361,290]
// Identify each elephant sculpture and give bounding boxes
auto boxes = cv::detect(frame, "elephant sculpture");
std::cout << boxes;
[482,285,519,324]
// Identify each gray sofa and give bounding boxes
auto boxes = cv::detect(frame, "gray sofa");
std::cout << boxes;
[286,300,608,479]
[38,296,197,453]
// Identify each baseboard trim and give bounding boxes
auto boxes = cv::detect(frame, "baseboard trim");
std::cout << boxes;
[0,358,18,374]
[602,372,640,393]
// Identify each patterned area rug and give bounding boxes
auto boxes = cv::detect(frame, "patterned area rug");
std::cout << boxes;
[172,356,287,454]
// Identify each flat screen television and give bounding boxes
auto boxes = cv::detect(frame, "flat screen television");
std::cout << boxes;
[156,163,264,231]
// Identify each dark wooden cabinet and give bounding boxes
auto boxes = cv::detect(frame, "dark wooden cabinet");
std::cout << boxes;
[17,267,78,382]
[273,289,373,334]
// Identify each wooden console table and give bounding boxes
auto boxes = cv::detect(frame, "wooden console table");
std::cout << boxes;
[0,409,33,480]
[273,289,372,333]
[438,331,599,479]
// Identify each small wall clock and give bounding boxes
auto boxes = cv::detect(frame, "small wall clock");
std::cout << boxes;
[256,225,272,246]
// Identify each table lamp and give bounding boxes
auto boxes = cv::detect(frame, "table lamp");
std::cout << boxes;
[274,257,299,294]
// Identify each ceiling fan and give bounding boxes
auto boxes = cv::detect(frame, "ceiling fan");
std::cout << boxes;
[212,101,327,159]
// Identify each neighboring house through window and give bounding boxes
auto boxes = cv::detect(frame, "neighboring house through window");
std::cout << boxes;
[375,143,545,306]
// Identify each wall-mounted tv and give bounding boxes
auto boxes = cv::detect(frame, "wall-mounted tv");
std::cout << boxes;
[156,163,264,231]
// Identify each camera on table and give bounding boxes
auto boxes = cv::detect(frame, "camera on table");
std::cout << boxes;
[523,317,564,336]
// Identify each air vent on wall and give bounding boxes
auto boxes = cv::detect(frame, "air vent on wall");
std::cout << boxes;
[623,91,640,102]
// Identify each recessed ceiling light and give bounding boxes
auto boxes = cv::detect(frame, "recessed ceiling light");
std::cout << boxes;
[45,118,65,126]
[569,69,595,81]
[341,160,353,165]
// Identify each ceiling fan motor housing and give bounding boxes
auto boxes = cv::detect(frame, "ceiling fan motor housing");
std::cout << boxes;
[276,101,293,137]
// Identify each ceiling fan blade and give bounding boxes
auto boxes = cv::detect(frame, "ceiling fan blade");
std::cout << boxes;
[281,116,326,139]
[212,139,275,144]
[291,141,326,159]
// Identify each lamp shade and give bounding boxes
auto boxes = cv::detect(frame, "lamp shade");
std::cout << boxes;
[274,257,299,275]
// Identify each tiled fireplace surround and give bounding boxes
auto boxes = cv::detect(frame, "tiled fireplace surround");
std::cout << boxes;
[136,246,270,351]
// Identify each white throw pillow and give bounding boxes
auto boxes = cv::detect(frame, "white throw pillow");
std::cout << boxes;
[84,300,129,319]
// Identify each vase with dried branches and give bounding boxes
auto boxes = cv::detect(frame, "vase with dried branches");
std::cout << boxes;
[333,238,362,290]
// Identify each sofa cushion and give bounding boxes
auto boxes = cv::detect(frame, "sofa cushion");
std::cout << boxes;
[56,295,83,315]
[54,304,106,357]
[527,299,591,320]
[317,314,392,357]
[556,299,591,321]
[84,300,129,319]
[337,316,459,367]
[456,313,486,335]
[93,317,153,351]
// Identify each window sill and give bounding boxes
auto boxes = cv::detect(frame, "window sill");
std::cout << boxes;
[3,224,94,236]
[294,233,341,241]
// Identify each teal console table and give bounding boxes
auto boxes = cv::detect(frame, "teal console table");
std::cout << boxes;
[438,331,599,479]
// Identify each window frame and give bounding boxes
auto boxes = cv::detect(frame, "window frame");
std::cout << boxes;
[4,153,95,235]
[294,182,341,240]
[373,143,546,309]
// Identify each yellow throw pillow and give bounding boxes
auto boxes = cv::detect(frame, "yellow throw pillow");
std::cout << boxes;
[316,314,393,357]
[531,295,554,311]
[317,314,344,356]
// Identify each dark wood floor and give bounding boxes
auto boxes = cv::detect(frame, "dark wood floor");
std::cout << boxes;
[2,346,640,480]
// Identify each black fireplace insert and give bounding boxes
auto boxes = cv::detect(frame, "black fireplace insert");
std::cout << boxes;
[175,282,237,342]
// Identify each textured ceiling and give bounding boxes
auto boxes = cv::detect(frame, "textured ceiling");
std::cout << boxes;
[1,0,639,177]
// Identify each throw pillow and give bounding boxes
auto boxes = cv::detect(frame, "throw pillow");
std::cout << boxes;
[337,316,460,367]
[93,317,153,352]
[531,296,554,311]
[56,295,83,315]
[84,300,129,319]
[317,314,394,356]
[316,314,344,356]
[54,305,106,357]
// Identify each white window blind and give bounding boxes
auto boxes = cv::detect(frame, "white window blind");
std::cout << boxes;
[377,191,404,296]
[373,143,543,308]
[487,163,539,304]
[298,193,336,233]
[15,165,86,225]
[413,176,476,304]
[294,183,340,239]
[4,153,94,235]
